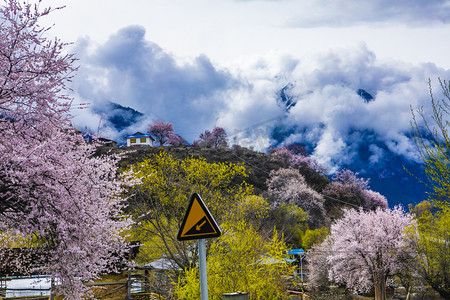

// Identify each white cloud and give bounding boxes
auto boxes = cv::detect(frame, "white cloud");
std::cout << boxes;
[223,45,450,171]
[286,0,450,28]
[69,28,450,172]
[70,26,238,142]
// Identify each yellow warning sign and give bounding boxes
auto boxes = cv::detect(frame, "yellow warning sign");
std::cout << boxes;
[177,193,221,241]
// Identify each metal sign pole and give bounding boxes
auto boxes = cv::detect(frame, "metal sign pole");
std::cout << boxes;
[198,239,208,300]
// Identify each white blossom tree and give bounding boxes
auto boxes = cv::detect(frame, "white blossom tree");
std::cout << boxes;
[318,207,414,300]
[307,237,333,290]
[266,168,326,228]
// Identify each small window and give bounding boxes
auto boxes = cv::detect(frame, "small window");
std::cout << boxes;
[140,138,146,143]
[130,138,136,144]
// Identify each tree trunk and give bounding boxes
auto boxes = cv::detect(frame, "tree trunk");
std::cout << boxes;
[405,285,412,300]
[373,271,387,300]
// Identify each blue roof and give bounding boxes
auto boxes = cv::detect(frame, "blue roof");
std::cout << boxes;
[286,249,305,255]
[125,132,154,139]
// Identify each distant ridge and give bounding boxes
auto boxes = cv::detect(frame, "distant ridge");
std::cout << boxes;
[92,101,144,131]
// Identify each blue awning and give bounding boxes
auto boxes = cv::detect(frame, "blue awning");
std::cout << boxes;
[286,249,305,255]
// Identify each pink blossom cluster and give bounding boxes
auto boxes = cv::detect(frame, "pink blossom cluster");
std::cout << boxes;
[271,146,325,173]
[324,169,388,210]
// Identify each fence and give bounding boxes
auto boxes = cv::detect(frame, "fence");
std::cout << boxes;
[0,276,51,299]
[0,270,165,300]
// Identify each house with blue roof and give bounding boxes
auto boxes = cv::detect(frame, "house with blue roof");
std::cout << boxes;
[125,132,155,147]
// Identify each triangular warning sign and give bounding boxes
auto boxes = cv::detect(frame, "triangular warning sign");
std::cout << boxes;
[177,193,221,241]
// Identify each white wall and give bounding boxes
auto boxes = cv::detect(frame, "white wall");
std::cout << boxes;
[126,137,153,146]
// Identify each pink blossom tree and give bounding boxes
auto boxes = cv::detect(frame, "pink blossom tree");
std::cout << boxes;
[194,127,228,148]
[210,127,227,148]
[323,169,388,210]
[320,207,414,300]
[167,134,186,146]
[0,1,131,298]
[147,120,175,146]
[198,129,213,147]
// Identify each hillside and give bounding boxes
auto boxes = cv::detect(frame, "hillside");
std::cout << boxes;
[106,145,330,195]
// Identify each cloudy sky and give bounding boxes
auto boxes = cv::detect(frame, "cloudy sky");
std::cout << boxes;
[42,0,450,172]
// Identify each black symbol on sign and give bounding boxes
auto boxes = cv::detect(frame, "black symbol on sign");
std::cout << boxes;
[185,216,215,235]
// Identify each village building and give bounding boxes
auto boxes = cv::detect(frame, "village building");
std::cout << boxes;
[125,132,155,147]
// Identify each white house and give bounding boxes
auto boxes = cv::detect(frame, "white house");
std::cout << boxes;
[125,132,155,146]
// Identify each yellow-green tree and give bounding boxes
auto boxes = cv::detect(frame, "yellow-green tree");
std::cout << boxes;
[263,203,309,248]
[301,226,330,251]
[124,152,267,269]
[407,203,450,299]
[409,78,450,299]
[175,221,294,299]
[125,152,299,298]
[411,78,450,209]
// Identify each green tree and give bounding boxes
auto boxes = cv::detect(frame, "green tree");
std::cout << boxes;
[411,78,450,208]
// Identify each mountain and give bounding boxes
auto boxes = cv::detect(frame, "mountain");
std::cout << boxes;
[279,83,297,110]
[343,147,430,208]
[92,101,144,132]
[92,90,431,208]
[357,89,374,102]
[274,84,430,208]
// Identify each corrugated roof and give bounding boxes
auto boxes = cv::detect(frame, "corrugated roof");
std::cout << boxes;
[125,132,155,140]
[286,249,305,255]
